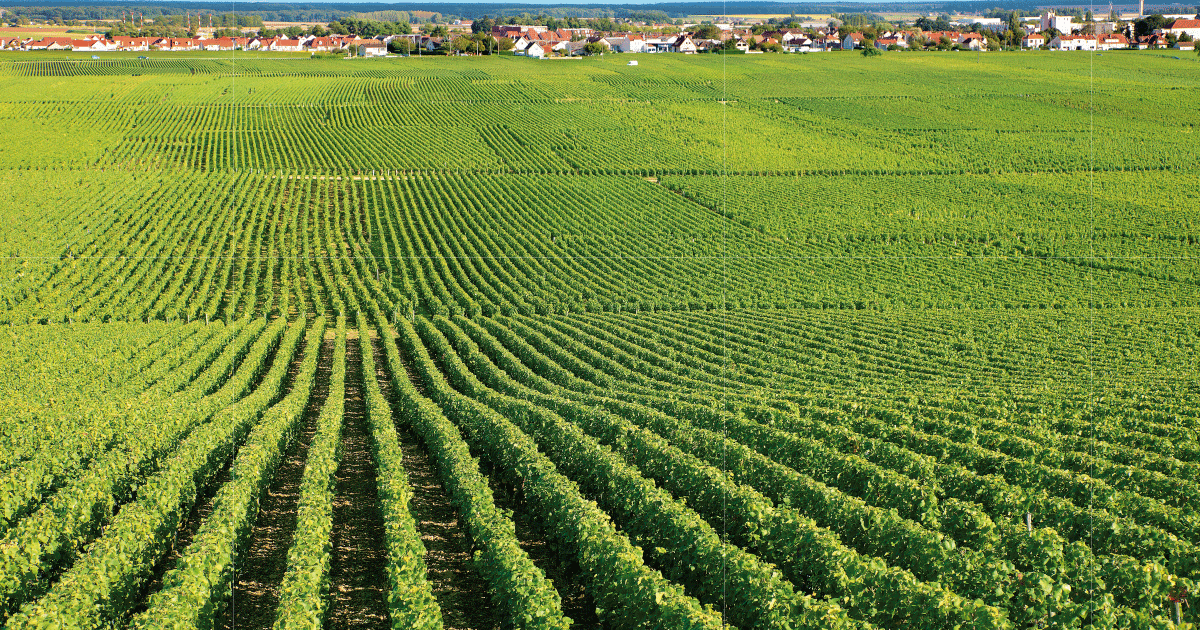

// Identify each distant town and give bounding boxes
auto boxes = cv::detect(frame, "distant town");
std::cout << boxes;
[2,10,1198,55]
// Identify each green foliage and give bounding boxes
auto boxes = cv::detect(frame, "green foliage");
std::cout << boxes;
[273,318,347,630]
[355,315,443,629]
[1,53,1198,630]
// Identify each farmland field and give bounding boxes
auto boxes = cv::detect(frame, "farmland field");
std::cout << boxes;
[0,50,1198,630]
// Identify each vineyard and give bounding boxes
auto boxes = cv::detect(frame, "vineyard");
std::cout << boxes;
[1,51,1198,630]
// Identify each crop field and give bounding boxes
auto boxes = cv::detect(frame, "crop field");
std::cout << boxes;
[0,51,1197,630]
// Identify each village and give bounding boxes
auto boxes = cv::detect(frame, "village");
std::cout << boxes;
[3,13,1198,55]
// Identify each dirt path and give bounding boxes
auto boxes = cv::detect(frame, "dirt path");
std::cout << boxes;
[371,333,497,630]
[326,331,391,629]
[130,328,305,619]
[483,464,602,630]
[223,333,335,630]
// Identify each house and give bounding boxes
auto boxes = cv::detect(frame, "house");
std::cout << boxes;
[921,31,959,47]
[875,37,906,49]
[1137,34,1169,48]
[1097,33,1129,49]
[776,28,808,43]
[520,41,546,57]
[271,39,304,52]
[306,37,336,52]
[817,35,842,50]
[1168,18,1200,39]
[644,36,674,52]
[201,37,236,51]
[1022,33,1046,48]
[959,33,987,49]
[674,35,697,53]
[112,36,150,51]
[359,41,386,56]
[493,25,524,38]
[26,37,72,50]
[161,38,199,51]
[777,33,813,51]
[1174,39,1196,50]
[71,39,113,51]
[584,36,611,52]
[603,36,632,52]
[1040,11,1076,33]
[842,32,865,49]
[1050,34,1096,50]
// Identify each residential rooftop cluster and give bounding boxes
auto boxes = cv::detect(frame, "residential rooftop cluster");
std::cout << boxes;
[3,13,1196,55]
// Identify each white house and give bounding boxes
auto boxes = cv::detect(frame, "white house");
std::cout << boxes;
[71,39,114,51]
[1040,11,1076,33]
[603,35,647,53]
[1168,18,1200,39]
[306,37,337,51]
[521,41,546,57]
[201,37,237,51]
[959,33,987,49]
[1022,33,1046,48]
[603,36,632,52]
[359,41,386,56]
[674,35,697,53]
[1050,34,1096,50]
[1097,33,1129,49]
[270,38,304,52]
[644,36,673,52]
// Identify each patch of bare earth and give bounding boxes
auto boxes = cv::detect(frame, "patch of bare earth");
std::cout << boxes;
[482,465,602,629]
[222,333,335,630]
[326,331,390,630]
[370,334,498,630]
[129,328,303,619]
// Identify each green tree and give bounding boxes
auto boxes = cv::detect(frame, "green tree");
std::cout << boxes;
[862,42,883,56]
[472,16,495,34]
[692,23,721,39]
[388,38,412,54]
[583,40,607,55]
[1134,14,1168,37]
